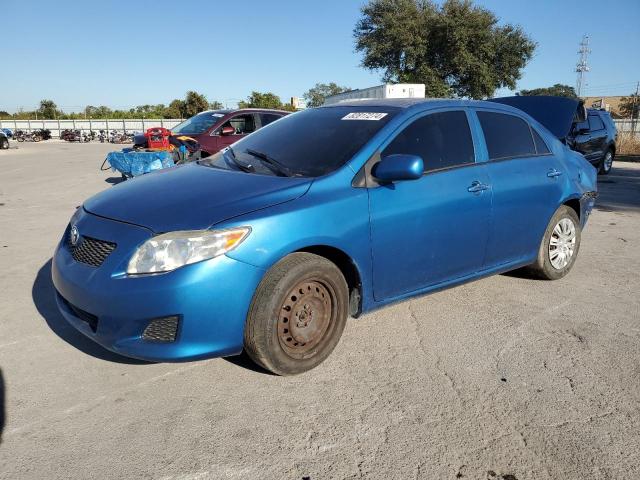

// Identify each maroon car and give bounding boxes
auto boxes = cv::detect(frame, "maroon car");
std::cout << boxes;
[170,108,289,155]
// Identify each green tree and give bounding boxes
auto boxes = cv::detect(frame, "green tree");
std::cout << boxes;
[38,99,59,119]
[239,91,284,109]
[209,101,224,110]
[165,99,186,118]
[519,84,577,98]
[184,91,209,117]
[303,83,351,107]
[619,93,639,119]
[354,0,536,99]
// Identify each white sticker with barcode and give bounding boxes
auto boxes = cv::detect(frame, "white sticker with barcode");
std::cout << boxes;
[341,112,388,121]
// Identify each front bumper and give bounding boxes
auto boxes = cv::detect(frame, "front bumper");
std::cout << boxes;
[52,209,265,362]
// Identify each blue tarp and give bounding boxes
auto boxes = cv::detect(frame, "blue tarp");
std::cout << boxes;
[105,150,175,177]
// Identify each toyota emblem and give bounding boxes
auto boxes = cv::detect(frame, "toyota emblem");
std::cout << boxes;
[70,225,80,246]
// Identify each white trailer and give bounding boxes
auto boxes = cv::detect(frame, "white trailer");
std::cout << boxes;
[324,84,426,105]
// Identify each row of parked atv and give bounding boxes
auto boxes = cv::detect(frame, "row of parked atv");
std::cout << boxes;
[61,129,135,144]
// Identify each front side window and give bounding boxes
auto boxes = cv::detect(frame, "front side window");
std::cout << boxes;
[477,111,536,160]
[220,114,256,135]
[382,110,475,172]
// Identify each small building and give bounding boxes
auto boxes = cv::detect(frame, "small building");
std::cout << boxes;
[324,84,426,105]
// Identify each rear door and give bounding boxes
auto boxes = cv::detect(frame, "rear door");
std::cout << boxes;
[586,113,608,161]
[368,109,492,301]
[474,109,565,267]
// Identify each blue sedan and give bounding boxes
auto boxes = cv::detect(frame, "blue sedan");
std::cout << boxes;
[52,98,597,375]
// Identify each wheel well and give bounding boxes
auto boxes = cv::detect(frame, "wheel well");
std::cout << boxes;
[609,143,616,157]
[296,245,362,316]
[564,198,581,220]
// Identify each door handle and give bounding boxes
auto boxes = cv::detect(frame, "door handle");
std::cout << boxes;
[467,181,490,193]
[547,169,563,178]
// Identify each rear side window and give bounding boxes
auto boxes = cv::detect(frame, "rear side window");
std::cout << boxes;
[382,111,475,173]
[478,111,536,160]
[588,114,605,131]
[260,113,282,127]
[532,128,550,154]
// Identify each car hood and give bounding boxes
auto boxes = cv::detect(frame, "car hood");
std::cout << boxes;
[488,96,586,141]
[84,163,312,233]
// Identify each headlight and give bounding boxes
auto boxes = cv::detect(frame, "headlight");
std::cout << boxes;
[127,227,250,275]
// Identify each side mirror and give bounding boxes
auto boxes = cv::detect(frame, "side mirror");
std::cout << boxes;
[220,126,235,136]
[372,154,424,182]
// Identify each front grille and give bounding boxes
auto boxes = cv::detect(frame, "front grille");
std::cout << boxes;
[59,294,99,332]
[68,232,116,267]
[142,316,180,342]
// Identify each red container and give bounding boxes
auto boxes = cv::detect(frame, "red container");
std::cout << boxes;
[144,127,172,150]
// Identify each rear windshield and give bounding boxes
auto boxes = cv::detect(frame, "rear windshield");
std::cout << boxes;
[171,111,227,135]
[202,106,398,177]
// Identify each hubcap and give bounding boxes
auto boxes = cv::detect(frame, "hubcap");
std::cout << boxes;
[278,280,333,358]
[549,218,576,269]
[604,152,613,172]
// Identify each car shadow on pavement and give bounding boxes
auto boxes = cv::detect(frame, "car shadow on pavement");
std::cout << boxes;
[594,164,640,212]
[33,259,150,364]
[0,368,5,444]
[223,352,275,376]
[104,176,125,185]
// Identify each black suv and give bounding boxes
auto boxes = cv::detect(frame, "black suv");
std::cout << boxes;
[568,109,617,175]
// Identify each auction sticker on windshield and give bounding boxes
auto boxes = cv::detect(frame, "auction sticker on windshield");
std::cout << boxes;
[341,112,388,121]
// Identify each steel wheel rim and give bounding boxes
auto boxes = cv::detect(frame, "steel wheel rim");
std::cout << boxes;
[277,280,335,359]
[604,152,613,172]
[549,217,576,270]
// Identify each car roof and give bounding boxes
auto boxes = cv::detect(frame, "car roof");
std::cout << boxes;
[197,108,290,115]
[319,97,521,112]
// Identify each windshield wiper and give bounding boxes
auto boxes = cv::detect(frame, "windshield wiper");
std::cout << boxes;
[245,149,293,177]
[225,147,255,173]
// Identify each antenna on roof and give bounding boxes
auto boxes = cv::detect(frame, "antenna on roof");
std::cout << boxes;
[576,35,590,97]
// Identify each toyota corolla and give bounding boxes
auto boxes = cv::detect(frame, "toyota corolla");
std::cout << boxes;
[52,98,597,375]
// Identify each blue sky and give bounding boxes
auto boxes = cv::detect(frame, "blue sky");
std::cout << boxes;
[1,0,638,113]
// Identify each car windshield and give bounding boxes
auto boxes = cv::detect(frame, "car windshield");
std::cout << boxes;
[201,106,398,177]
[171,111,227,135]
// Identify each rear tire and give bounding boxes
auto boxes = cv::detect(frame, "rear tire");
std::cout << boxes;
[528,206,581,280]
[0,137,8,149]
[244,253,349,375]
[599,149,613,175]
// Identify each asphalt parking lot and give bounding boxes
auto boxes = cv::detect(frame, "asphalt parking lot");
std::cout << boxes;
[0,141,639,480]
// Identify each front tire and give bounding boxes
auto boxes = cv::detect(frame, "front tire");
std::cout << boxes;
[528,206,581,280]
[244,253,349,375]
[599,149,613,175]
[0,137,8,149]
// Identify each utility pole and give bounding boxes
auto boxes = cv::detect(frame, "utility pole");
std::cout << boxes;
[631,81,639,134]
[576,35,590,97]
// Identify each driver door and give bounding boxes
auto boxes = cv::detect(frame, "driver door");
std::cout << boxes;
[367,110,491,301]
